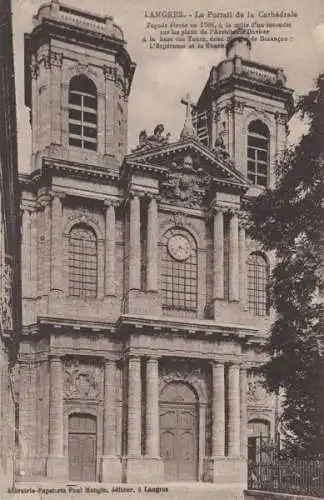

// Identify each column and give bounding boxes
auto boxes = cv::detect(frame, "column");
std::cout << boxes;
[48,356,64,458]
[240,367,248,459]
[50,52,63,145]
[104,201,116,295]
[213,209,224,299]
[147,197,158,292]
[51,193,64,291]
[211,361,225,456]
[129,195,141,290]
[239,221,246,306]
[43,198,51,293]
[228,363,240,457]
[146,357,159,457]
[127,356,141,456]
[103,360,117,455]
[229,210,239,301]
[21,209,30,295]
[30,211,38,297]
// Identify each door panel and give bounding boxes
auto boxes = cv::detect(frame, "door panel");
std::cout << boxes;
[68,414,97,481]
[160,403,198,481]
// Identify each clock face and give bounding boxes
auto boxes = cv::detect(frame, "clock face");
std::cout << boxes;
[167,235,191,261]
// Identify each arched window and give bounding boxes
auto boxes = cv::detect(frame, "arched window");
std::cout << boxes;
[247,253,269,316]
[247,120,269,187]
[161,228,198,312]
[68,75,97,151]
[68,225,97,298]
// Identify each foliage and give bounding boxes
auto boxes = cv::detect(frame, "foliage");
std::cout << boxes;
[246,73,324,457]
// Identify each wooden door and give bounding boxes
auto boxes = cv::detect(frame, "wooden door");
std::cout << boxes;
[160,403,198,481]
[68,414,97,481]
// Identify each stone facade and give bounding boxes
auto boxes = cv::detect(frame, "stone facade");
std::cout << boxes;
[0,0,21,493]
[18,2,293,490]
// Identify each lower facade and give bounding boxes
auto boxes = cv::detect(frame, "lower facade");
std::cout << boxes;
[16,319,275,487]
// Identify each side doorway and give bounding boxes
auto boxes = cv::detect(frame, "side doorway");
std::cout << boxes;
[68,413,97,481]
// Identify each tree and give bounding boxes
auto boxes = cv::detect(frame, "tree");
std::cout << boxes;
[246,73,324,457]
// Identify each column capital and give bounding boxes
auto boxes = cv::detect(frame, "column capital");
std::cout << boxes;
[227,206,240,217]
[50,190,66,201]
[104,358,117,366]
[128,353,141,361]
[128,189,143,199]
[104,198,120,208]
[144,192,160,202]
[209,203,226,216]
[210,359,224,367]
[37,194,52,208]
[49,354,63,362]
[145,355,160,363]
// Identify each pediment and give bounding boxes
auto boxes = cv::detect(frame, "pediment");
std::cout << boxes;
[124,138,250,208]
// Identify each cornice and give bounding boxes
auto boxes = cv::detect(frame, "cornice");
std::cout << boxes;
[22,314,268,345]
[117,314,267,343]
[21,158,120,188]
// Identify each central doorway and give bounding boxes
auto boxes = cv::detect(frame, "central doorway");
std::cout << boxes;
[160,382,198,481]
[68,413,97,481]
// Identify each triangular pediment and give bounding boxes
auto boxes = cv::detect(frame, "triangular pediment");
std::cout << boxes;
[125,137,249,191]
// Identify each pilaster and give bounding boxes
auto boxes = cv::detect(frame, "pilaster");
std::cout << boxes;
[128,194,141,291]
[229,210,239,301]
[211,361,225,456]
[104,199,117,296]
[50,192,64,293]
[127,355,141,456]
[146,196,158,292]
[228,363,240,457]
[145,357,159,457]
[240,367,248,460]
[239,217,247,307]
[47,356,67,479]
[101,359,122,482]
[213,208,224,300]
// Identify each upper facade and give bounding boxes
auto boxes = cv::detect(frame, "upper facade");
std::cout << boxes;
[20,3,293,343]
[24,0,136,171]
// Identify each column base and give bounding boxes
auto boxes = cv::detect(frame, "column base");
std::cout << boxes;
[46,456,68,480]
[101,455,122,482]
[203,457,247,487]
[123,456,164,483]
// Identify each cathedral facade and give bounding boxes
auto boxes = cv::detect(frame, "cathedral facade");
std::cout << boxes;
[18,0,293,488]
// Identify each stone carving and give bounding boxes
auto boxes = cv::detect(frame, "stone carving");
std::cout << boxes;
[212,121,230,160]
[67,208,101,230]
[132,124,171,151]
[160,360,207,403]
[103,64,116,81]
[160,154,210,208]
[70,62,97,78]
[64,359,102,400]
[247,377,274,407]
[1,256,13,333]
[49,51,63,68]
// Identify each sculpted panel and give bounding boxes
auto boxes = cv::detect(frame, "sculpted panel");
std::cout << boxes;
[64,359,102,400]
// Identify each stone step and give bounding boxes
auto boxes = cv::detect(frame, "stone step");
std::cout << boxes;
[4,483,244,500]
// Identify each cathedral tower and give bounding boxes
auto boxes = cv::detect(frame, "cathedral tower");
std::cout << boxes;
[24,0,135,171]
[196,31,293,193]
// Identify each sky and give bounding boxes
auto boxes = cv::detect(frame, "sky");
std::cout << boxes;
[12,0,324,173]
